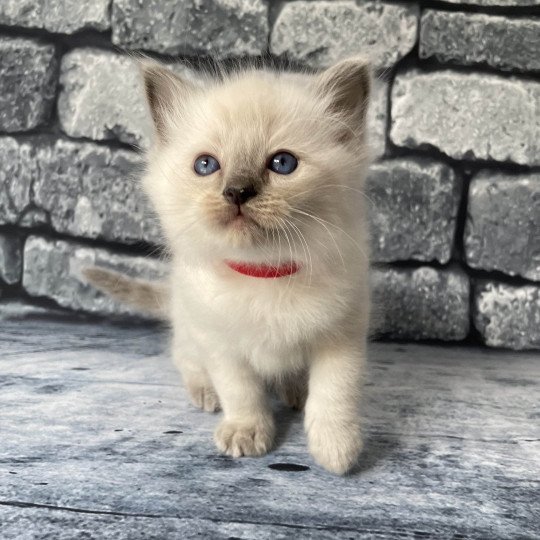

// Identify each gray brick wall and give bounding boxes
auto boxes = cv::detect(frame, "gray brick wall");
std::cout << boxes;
[0,0,538,350]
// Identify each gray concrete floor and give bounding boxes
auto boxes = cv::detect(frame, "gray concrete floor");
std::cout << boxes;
[1,319,538,539]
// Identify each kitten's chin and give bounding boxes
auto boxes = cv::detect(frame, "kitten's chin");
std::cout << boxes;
[214,212,261,248]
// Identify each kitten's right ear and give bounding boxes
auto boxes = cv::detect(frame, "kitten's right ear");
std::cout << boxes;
[315,57,371,139]
[139,61,195,143]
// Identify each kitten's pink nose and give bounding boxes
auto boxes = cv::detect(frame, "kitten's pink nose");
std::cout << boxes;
[223,185,257,206]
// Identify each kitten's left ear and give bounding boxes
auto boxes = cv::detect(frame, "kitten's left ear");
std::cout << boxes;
[315,57,371,135]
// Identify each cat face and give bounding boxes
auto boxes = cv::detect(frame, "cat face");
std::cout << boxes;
[142,59,371,265]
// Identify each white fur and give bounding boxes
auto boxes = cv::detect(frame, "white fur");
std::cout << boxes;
[141,59,372,474]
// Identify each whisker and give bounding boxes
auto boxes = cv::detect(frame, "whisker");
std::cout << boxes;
[289,209,345,268]
[277,217,296,289]
[288,184,375,209]
[290,208,368,262]
[284,217,313,287]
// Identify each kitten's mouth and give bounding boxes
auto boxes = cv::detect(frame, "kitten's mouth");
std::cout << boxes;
[229,213,251,229]
[215,205,280,247]
[222,206,258,230]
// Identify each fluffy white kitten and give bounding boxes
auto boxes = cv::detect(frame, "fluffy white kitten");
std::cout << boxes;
[86,57,372,474]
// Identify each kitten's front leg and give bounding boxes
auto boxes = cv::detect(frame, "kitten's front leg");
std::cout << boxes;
[181,362,221,413]
[173,349,220,413]
[305,338,366,475]
[210,359,275,458]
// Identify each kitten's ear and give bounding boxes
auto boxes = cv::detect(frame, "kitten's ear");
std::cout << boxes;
[139,61,195,143]
[315,57,371,136]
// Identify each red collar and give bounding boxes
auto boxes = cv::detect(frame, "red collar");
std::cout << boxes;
[225,261,300,278]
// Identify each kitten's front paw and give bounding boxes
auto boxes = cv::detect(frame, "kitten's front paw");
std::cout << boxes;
[214,417,275,458]
[186,381,220,413]
[307,421,362,475]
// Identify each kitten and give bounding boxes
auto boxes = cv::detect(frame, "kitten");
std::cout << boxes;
[86,57,372,474]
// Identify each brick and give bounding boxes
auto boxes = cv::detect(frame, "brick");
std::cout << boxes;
[23,237,167,315]
[33,140,161,245]
[0,234,22,285]
[474,281,540,350]
[391,70,540,166]
[420,11,540,73]
[0,37,57,132]
[0,137,35,225]
[58,49,152,147]
[371,265,470,341]
[368,81,388,159]
[270,1,418,69]
[367,158,461,264]
[112,0,268,58]
[0,0,110,34]
[465,172,539,281]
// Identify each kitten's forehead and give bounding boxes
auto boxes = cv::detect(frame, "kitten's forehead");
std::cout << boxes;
[212,71,311,115]
[195,71,320,156]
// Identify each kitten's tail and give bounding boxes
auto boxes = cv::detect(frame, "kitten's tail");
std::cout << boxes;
[83,267,169,320]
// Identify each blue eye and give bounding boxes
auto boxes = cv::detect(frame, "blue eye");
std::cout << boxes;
[269,152,298,175]
[194,155,220,176]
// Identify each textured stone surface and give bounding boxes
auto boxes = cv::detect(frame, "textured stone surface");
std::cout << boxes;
[441,0,540,5]
[0,0,110,34]
[391,71,540,166]
[420,11,540,73]
[474,281,540,350]
[0,37,57,132]
[18,207,50,228]
[112,0,268,58]
[58,49,152,147]
[0,234,22,285]
[367,158,461,264]
[0,137,35,224]
[0,300,66,321]
[34,140,161,245]
[271,1,418,69]
[2,320,538,538]
[22,237,167,315]
[368,81,388,159]
[371,265,470,341]
[465,172,539,281]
